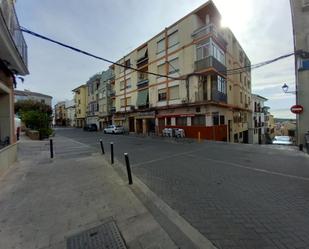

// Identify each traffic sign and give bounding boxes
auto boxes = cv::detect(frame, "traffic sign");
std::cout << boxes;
[290,104,303,114]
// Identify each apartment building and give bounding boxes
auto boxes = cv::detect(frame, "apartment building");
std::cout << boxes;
[14,89,52,107]
[54,101,66,126]
[65,99,75,127]
[249,94,268,144]
[112,1,252,141]
[264,106,275,141]
[86,73,101,128]
[0,0,28,172]
[72,84,87,128]
[98,68,114,129]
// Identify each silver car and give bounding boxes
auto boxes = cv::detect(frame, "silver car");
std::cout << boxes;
[272,136,293,145]
[103,125,125,134]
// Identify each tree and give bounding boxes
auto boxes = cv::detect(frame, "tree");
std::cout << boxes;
[15,100,53,139]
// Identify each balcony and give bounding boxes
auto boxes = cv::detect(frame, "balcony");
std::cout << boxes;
[211,89,227,103]
[0,0,28,75]
[191,23,227,47]
[110,107,116,113]
[195,56,226,75]
[137,78,149,89]
[110,90,115,97]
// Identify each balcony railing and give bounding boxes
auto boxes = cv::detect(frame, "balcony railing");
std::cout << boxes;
[0,0,28,67]
[137,78,149,89]
[211,89,227,103]
[191,23,227,46]
[194,56,226,74]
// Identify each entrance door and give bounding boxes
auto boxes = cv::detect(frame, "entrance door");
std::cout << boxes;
[129,117,134,132]
[228,120,232,142]
[243,130,249,144]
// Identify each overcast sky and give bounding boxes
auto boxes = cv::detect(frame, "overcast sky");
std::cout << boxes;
[15,0,296,119]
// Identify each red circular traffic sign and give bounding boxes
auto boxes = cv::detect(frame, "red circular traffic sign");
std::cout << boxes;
[290,104,303,114]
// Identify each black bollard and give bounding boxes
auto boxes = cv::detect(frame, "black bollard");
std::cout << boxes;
[100,139,105,154]
[50,139,54,158]
[124,153,133,185]
[110,142,114,164]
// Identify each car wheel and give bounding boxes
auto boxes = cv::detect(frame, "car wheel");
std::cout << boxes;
[112,131,115,134]
[104,130,106,134]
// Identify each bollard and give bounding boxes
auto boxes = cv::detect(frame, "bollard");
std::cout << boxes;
[198,131,201,143]
[124,153,133,185]
[100,139,105,154]
[110,142,114,164]
[50,139,54,158]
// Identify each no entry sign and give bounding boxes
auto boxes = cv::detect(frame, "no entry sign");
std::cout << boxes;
[290,105,303,114]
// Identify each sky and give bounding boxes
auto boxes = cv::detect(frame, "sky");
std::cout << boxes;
[15,0,296,119]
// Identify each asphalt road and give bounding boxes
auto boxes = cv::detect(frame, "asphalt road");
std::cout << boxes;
[56,128,309,249]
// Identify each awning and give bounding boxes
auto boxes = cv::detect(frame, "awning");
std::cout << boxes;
[136,89,148,106]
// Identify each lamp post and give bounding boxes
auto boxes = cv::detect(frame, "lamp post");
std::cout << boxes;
[282,83,296,94]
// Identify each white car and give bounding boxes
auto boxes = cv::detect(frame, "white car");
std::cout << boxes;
[272,136,293,145]
[103,125,125,134]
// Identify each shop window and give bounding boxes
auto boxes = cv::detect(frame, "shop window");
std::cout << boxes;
[192,115,206,126]
[166,117,171,125]
[176,117,187,126]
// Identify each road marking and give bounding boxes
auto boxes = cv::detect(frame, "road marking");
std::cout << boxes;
[186,154,309,182]
[131,148,204,167]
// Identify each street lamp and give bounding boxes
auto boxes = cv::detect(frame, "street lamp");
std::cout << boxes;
[281,83,296,94]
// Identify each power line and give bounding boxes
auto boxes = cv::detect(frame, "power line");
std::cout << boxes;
[21,27,295,80]
[20,27,179,80]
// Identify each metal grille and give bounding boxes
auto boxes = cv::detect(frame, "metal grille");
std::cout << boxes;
[67,221,127,249]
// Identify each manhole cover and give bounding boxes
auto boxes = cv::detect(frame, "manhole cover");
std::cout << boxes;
[67,220,127,249]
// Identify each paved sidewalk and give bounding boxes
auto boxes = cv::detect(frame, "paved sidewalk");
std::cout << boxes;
[0,135,178,249]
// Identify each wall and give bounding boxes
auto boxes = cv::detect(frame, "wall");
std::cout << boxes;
[0,143,17,176]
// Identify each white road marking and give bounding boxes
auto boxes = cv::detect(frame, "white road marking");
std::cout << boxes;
[186,154,309,182]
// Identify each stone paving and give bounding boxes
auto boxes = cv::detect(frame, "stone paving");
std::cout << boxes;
[57,128,309,249]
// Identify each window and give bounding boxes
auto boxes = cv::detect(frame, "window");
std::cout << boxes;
[192,115,206,126]
[176,117,187,126]
[157,38,165,53]
[126,78,131,89]
[240,92,243,103]
[248,80,251,89]
[125,59,130,68]
[220,115,225,125]
[126,97,131,106]
[120,98,125,107]
[157,63,165,76]
[168,31,178,48]
[158,89,167,101]
[212,43,225,65]
[168,58,179,74]
[169,85,179,100]
[78,99,81,104]
[120,81,125,90]
[239,51,244,64]
[41,99,45,104]
[217,76,226,94]
[212,112,219,125]
[166,117,171,125]
[196,42,210,60]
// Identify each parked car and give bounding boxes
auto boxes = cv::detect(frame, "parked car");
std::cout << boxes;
[103,125,125,134]
[83,124,98,131]
[272,136,293,145]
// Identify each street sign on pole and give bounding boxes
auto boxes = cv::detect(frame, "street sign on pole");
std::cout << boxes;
[290,105,304,114]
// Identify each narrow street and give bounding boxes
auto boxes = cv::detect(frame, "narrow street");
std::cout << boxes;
[57,128,309,249]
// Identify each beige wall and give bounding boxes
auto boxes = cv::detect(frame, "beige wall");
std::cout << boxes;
[74,85,87,119]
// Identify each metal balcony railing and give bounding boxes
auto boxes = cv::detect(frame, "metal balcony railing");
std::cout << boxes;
[0,0,28,67]
[194,56,226,74]
[211,89,227,103]
[191,23,227,46]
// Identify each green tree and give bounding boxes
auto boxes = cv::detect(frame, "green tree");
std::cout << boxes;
[15,100,53,139]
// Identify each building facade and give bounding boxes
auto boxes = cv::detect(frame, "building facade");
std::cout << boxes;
[72,84,87,128]
[112,1,252,141]
[65,99,75,127]
[290,0,309,147]
[14,89,52,107]
[54,101,66,126]
[249,94,267,144]
[0,0,28,173]
[86,73,101,128]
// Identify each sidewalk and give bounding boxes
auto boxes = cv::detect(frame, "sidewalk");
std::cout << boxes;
[0,135,178,249]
